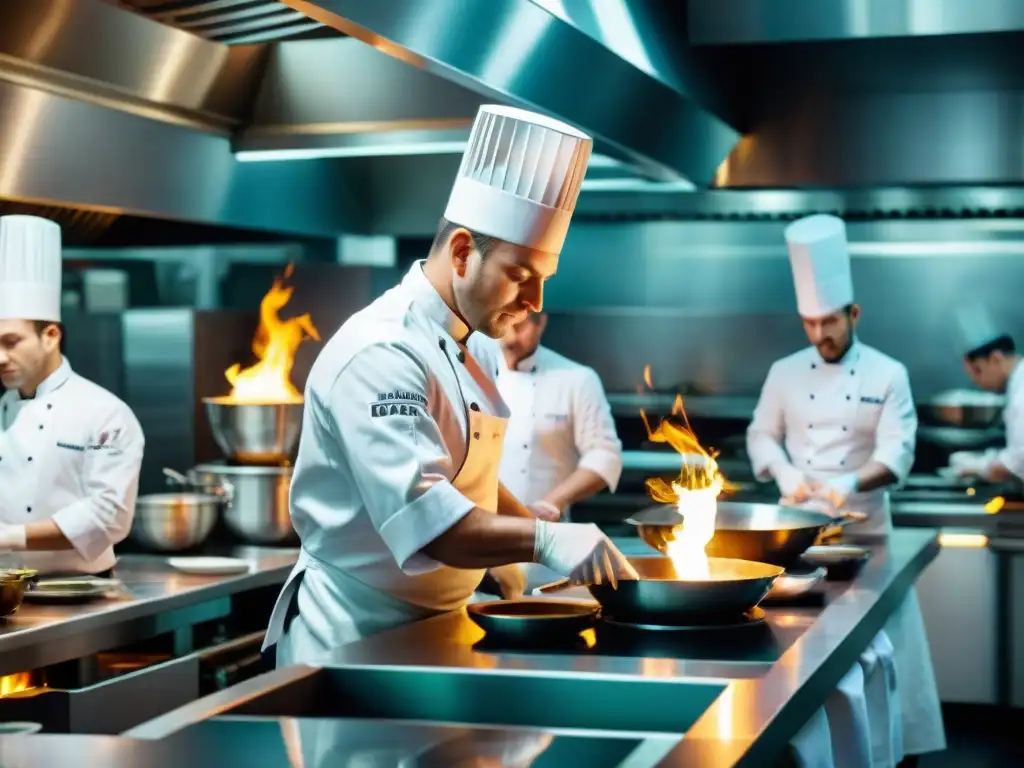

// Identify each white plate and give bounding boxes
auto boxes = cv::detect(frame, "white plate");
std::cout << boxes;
[168,557,251,575]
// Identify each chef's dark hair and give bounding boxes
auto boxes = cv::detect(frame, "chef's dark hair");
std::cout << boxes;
[431,217,497,258]
[32,320,67,354]
[965,335,1016,362]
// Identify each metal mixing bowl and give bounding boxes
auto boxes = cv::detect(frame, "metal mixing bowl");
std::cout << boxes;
[920,389,1005,429]
[130,493,221,551]
[203,398,303,465]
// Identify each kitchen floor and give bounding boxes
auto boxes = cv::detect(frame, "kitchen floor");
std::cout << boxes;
[920,705,1022,765]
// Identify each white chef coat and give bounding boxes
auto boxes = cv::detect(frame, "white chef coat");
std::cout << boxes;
[0,358,144,574]
[265,261,511,662]
[995,358,1024,479]
[498,346,622,515]
[747,340,946,759]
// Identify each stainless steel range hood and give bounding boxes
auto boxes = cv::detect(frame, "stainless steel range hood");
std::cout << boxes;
[3,0,1024,241]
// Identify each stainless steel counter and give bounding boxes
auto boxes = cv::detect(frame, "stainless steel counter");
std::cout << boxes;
[0,547,298,677]
[128,529,938,767]
[1,716,673,767]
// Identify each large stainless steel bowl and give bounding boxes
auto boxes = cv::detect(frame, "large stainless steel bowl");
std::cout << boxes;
[920,389,1005,429]
[190,463,296,544]
[203,398,303,464]
[130,493,220,551]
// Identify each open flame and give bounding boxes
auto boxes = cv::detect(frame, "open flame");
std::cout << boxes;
[640,367,736,581]
[0,671,38,697]
[216,264,320,405]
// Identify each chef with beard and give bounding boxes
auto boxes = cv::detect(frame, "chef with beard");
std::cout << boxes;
[0,215,145,575]
[747,214,945,765]
[263,105,638,670]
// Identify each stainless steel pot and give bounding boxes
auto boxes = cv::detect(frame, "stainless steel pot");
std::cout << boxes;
[203,398,303,464]
[131,493,221,551]
[920,389,1005,429]
[190,463,296,544]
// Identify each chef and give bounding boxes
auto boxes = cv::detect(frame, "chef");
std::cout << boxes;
[747,214,945,765]
[0,215,145,575]
[948,306,1024,482]
[497,311,623,521]
[263,105,638,668]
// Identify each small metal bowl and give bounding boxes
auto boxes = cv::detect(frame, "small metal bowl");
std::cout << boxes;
[467,599,599,644]
[0,569,39,617]
[130,493,221,552]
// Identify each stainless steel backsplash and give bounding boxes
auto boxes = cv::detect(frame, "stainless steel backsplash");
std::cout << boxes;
[540,219,1024,398]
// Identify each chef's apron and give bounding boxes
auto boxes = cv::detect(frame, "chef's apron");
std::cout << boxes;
[275,404,508,667]
[789,480,944,762]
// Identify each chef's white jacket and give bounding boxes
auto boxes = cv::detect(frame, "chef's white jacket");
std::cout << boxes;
[497,346,622,511]
[263,261,513,656]
[996,359,1024,479]
[0,358,144,573]
[747,340,916,520]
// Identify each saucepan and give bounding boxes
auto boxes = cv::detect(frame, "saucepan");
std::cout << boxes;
[539,556,782,625]
[626,502,863,567]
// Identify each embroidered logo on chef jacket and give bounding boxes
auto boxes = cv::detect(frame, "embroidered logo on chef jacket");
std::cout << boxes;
[57,441,86,452]
[371,391,427,418]
[860,395,886,405]
[543,413,569,423]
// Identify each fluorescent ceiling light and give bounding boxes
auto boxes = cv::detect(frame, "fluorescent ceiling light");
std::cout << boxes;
[235,142,626,168]
[581,178,697,193]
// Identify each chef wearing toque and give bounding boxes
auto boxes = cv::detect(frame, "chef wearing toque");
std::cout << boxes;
[948,305,1024,482]
[498,311,623,522]
[0,215,145,575]
[747,214,945,765]
[264,105,638,667]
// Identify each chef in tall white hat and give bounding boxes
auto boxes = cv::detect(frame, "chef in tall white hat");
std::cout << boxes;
[747,214,945,763]
[948,305,1024,481]
[0,215,145,575]
[264,105,638,668]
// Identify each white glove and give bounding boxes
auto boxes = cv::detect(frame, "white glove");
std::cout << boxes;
[950,449,998,478]
[0,525,27,554]
[533,520,639,587]
[486,564,526,600]
[816,472,859,509]
[773,462,814,502]
[529,500,561,522]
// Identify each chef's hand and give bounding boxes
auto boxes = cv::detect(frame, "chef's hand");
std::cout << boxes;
[950,450,996,478]
[486,564,526,600]
[816,472,859,509]
[529,500,562,522]
[774,462,815,503]
[533,520,639,587]
[0,524,27,554]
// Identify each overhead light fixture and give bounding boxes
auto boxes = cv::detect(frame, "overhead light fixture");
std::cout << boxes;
[235,142,627,168]
[581,178,697,193]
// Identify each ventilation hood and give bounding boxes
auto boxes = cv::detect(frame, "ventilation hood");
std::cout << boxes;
[2,0,1024,241]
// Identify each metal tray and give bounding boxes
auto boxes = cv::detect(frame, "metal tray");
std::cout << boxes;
[24,577,122,603]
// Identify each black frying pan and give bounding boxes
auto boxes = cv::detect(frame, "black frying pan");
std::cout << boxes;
[627,502,860,567]
[540,556,782,625]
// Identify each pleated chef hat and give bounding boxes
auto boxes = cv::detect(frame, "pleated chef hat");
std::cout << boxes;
[784,214,853,318]
[955,305,1005,356]
[444,105,593,254]
[0,215,63,323]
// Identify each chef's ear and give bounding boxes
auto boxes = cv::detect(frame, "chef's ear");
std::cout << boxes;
[847,304,861,325]
[447,228,475,276]
[35,322,62,353]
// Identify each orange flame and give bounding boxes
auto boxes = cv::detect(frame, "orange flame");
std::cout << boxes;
[0,671,38,697]
[640,368,734,580]
[220,264,320,405]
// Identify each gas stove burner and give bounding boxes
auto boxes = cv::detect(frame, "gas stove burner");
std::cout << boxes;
[601,607,766,632]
